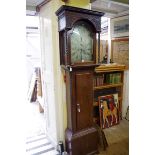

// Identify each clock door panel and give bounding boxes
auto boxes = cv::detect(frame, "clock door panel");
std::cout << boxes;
[75,71,93,131]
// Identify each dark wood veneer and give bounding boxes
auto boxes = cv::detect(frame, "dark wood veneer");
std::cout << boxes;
[65,66,99,155]
[65,127,98,155]
[56,5,104,32]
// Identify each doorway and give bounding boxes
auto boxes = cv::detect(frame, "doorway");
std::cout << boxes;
[26,14,46,138]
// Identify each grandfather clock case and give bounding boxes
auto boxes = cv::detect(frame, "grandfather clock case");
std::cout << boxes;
[56,6,104,155]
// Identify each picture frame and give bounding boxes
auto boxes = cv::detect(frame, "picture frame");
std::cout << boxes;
[111,37,129,69]
[111,15,129,38]
[98,94,119,129]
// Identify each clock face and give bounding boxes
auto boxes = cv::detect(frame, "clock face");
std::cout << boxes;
[70,21,94,63]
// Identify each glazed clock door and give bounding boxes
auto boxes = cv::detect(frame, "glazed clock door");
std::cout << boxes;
[69,21,95,65]
[74,71,93,131]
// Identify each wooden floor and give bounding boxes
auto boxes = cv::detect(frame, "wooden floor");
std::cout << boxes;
[98,119,129,155]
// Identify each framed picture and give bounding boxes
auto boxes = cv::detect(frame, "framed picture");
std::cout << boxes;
[98,94,119,129]
[111,15,129,38]
[111,38,129,69]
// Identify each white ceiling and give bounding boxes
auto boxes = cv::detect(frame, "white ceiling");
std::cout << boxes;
[91,0,128,18]
[26,0,44,15]
[26,0,44,6]
[26,0,129,18]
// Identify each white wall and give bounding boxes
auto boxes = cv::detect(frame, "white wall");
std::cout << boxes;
[122,70,129,118]
[109,16,129,118]
[39,0,66,146]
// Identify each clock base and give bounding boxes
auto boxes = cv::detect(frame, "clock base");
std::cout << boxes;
[65,127,99,155]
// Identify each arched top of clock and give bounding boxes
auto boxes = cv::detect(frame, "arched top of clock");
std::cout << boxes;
[69,19,96,35]
[71,19,96,33]
[56,5,104,32]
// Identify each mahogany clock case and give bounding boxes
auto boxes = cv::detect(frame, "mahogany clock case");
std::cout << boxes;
[56,5,104,155]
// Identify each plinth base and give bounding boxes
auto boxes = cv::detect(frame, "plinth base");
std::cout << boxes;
[65,127,99,155]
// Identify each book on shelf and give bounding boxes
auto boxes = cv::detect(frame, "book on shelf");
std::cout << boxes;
[115,73,121,84]
[105,73,121,84]
[94,74,104,87]
[94,72,121,87]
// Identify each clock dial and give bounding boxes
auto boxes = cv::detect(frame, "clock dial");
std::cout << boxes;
[71,22,93,63]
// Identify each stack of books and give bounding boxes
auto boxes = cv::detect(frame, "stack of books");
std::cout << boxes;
[105,73,121,84]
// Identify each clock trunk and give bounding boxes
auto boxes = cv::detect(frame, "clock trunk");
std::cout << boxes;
[65,67,99,155]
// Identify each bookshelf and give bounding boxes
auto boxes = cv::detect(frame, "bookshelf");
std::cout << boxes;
[93,64,126,129]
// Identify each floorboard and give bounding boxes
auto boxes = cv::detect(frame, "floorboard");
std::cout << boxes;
[98,119,129,155]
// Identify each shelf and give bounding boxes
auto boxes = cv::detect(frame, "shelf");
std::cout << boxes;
[94,83,123,90]
[95,64,126,73]
[93,64,125,128]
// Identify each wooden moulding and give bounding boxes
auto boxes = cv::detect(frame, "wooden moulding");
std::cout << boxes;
[95,63,126,73]
[65,127,98,155]
[94,83,123,90]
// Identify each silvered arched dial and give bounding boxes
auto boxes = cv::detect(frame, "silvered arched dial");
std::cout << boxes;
[70,21,93,63]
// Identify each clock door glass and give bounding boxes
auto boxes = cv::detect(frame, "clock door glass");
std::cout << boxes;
[70,21,94,63]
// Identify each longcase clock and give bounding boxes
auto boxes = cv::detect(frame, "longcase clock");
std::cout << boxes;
[56,5,104,155]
